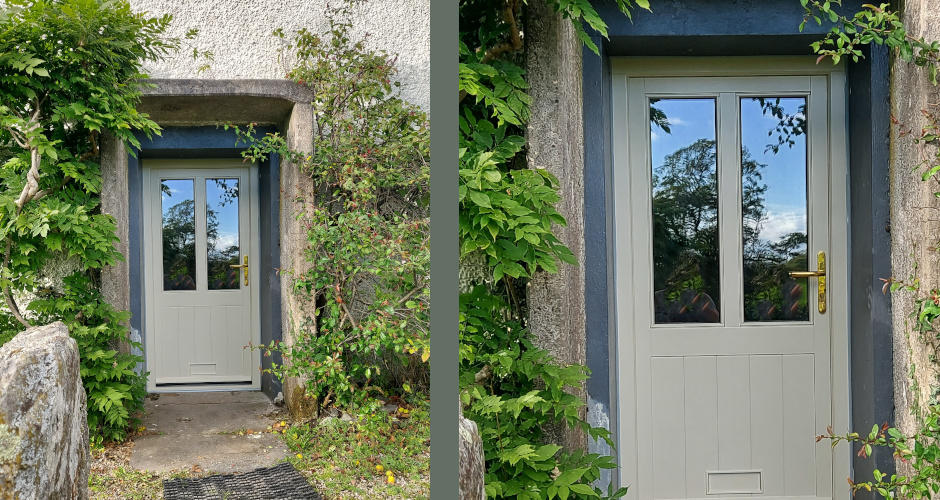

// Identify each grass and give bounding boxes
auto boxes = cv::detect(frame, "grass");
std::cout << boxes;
[88,465,207,500]
[282,394,430,500]
[87,393,430,500]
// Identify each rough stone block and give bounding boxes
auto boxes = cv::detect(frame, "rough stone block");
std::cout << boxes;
[0,322,89,500]
[459,397,485,500]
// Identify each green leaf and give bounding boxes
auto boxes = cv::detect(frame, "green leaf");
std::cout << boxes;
[533,444,562,461]
[469,190,491,208]
[555,467,589,486]
[569,484,600,496]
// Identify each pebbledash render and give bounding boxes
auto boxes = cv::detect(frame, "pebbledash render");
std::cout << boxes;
[512,0,940,498]
[95,0,429,412]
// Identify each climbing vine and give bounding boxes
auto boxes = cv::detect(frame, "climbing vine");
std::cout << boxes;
[806,1,940,496]
[235,0,430,409]
[459,0,646,498]
[0,0,208,443]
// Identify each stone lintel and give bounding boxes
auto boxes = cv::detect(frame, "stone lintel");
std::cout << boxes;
[138,79,314,126]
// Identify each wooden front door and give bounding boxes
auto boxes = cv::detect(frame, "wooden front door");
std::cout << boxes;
[612,59,850,500]
[143,159,261,390]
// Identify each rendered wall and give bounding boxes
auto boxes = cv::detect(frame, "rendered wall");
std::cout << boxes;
[889,0,940,457]
[127,0,430,112]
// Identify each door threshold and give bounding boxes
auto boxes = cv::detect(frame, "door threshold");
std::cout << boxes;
[149,383,260,393]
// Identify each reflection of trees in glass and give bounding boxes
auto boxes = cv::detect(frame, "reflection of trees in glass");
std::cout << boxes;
[757,97,807,154]
[649,99,672,134]
[651,137,800,322]
[650,139,724,323]
[206,179,239,290]
[742,97,810,321]
[160,179,240,291]
[162,196,197,291]
[650,99,810,323]
[743,231,808,321]
[210,178,239,208]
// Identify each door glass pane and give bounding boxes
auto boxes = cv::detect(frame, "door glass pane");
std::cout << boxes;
[650,98,720,323]
[741,97,809,322]
[162,179,196,291]
[206,178,240,290]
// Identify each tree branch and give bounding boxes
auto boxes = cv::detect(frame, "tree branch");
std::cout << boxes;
[395,283,425,308]
[458,0,523,104]
[2,238,30,329]
[14,146,41,212]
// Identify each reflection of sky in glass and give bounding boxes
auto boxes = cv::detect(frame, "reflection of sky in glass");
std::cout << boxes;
[740,98,807,245]
[651,97,807,244]
[651,99,715,188]
[162,180,193,217]
[207,179,239,251]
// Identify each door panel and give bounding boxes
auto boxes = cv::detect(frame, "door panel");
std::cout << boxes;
[613,62,848,500]
[143,161,260,389]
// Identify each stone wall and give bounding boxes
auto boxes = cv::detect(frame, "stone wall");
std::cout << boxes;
[280,102,320,419]
[890,0,940,446]
[524,0,588,453]
[0,322,89,500]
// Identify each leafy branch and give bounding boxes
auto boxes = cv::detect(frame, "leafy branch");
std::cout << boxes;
[801,1,940,83]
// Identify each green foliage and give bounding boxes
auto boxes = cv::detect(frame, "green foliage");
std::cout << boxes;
[31,274,146,445]
[459,0,645,498]
[460,288,627,500]
[235,0,430,407]
[0,0,193,442]
[818,415,940,499]
[281,396,430,498]
[458,112,575,282]
[801,1,940,84]
[809,3,940,497]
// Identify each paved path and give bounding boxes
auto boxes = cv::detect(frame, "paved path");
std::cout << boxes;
[129,391,290,473]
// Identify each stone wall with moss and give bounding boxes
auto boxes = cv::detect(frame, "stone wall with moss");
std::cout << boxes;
[890,0,940,451]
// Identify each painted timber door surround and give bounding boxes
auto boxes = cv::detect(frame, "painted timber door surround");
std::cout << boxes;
[611,58,850,500]
[142,159,261,391]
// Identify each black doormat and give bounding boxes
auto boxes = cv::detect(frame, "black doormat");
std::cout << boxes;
[162,462,323,500]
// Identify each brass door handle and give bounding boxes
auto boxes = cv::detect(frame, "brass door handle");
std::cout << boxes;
[788,251,826,314]
[788,270,826,278]
[229,255,249,286]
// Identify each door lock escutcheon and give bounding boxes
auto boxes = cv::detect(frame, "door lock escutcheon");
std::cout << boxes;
[230,255,249,286]
[788,251,826,314]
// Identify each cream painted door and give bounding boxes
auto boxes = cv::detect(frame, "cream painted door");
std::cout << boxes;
[612,59,850,500]
[143,160,261,389]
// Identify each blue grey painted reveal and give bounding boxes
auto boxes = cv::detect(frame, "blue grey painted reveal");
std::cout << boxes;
[128,126,283,400]
[580,0,892,491]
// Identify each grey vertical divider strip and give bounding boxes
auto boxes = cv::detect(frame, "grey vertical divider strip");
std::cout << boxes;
[129,126,282,399]
[580,1,892,494]
[847,43,895,487]
[432,0,457,496]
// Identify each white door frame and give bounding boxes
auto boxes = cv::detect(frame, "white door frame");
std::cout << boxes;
[610,57,850,499]
[141,158,262,392]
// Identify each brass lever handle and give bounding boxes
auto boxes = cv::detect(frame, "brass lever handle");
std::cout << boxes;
[788,251,826,314]
[788,270,826,278]
[229,255,249,286]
